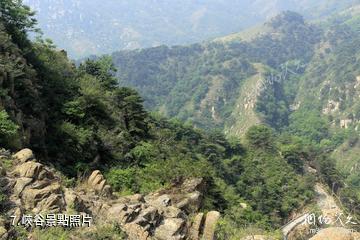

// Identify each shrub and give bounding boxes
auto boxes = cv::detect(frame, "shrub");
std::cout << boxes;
[0,110,19,148]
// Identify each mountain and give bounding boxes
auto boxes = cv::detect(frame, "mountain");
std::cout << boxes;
[112,11,320,133]
[2,1,360,239]
[111,8,360,135]
[23,0,358,58]
[111,8,360,234]
[0,2,334,239]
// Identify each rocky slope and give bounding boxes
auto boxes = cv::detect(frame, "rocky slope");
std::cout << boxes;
[0,148,221,240]
[3,148,358,240]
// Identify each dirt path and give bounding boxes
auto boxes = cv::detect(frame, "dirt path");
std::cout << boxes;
[314,183,342,221]
[281,183,342,239]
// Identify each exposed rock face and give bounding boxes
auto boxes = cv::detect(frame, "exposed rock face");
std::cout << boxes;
[203,211,221,240]
[189,213,204,240]
[12,148,34,163]
[154,218,186,240]
[87,170,112,197]
[309,227,357,240]
[93,177,217,240]
[1,149,221,240]
[9,154,66,214]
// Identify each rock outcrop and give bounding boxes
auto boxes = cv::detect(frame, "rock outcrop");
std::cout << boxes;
[91,176,218,240]
[309,227,359,240]
[9,151,66,214]
[12,148,34,163]
[87,170,112,197]
[203,211,221,240]
[0,149,221,240]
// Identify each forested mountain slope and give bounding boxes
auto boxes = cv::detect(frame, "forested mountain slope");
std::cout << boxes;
[113,11,321,134]
[112,8,360,236]
[0,1,342,239]
[23,0,358,58]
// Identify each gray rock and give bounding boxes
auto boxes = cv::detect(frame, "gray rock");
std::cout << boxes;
[189,213,205,240]
[154,218,186,240]
[203,211,220,240]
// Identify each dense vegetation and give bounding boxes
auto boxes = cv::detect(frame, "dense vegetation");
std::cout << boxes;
[112,8,360,234]
[0,1,324,237]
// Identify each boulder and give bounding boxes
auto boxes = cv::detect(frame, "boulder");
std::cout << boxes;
[0,149,11,160]
[9,158,66,213]
[203,211,221,240]
[181,178,204,193]
[189,213,204,240]
[87,170,112,197]
[13,148,34,163]
[309,227,355,240]
[182,191,202,212]
[240,203,248,209]
[154,218,186,240]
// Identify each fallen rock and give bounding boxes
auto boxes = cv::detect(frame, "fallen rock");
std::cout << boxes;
[203,211,221,240]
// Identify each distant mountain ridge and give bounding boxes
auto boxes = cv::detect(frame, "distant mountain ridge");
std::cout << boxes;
[24,0,358,58]
[112,11,321,133]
